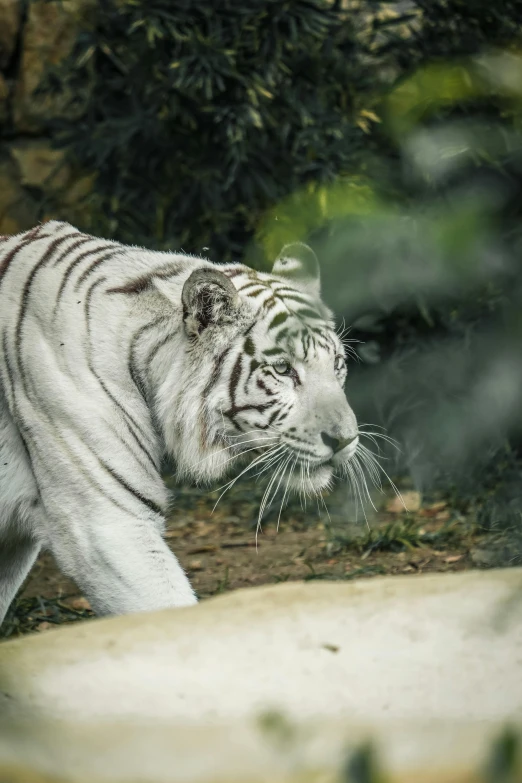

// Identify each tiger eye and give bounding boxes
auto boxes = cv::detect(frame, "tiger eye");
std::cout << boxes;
[273,361,292,375]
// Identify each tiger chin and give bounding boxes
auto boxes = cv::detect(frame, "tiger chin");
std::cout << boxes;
[0,223,359,624]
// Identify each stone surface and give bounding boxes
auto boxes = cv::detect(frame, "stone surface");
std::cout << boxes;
[0,73,8,124]
[9,140,70,190]
[0,569,521,782]
[13,0,93,132]
[0,0,20,68]
[0,158,38,234]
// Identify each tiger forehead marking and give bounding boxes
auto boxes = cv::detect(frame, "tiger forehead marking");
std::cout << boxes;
[225,269,339,358]
[0,226,360,626]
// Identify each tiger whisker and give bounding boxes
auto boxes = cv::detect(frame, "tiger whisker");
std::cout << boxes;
[255,454,288,548]
[348,460,370,530]
[357,424,401,450]
[352,441,406,510]
[195,435,278,467]
[352,453,378,512]
[318,490,332,526]
[277,456,298,533]
[358,433,401,452]
[206,439,278,472]
[256,451,291,538]
[252,445,289,480]
[211,444,284,512]
[357,445,383,489]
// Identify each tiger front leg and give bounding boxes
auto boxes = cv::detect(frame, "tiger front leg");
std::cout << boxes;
[45,503,197,616]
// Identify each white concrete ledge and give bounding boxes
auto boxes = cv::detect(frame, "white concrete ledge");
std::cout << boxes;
[0,568,521,782]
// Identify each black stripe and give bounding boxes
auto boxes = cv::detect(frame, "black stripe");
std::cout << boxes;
[51,236,93,267]
[154,264,185,280]
[75,250,122,290]
[272,286,307,296]
[15,233,82,378]
[276,292,311,306]
[244,336,255,356]
[0,226,45,286]
[295,307,322,320]
[228,354,243,405]
[244,357,260,394]
[245,287,267,298]
[263,347,285,357]
[103,461,164,516]
[107,275,152,295]
[224,400,276,420]
[84,276,107,320]
[266,409,280,427]
[268,311,289,330]
[144,330,178,367]
[106,263,184,295]
[128,316,171,402]
[256,377,275,395]
[263,297,278,311]
[237,281,263,293]
[275,327,290,344]
[303,331,311,360]
[55,248,119,309]
[1,331,40,474]
[202,345,232,401]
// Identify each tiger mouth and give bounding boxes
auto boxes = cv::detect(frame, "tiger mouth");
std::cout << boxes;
[284,448,333,468]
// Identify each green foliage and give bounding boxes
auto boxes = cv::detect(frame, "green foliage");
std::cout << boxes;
[342,742,382,783]
[407,1,522,62]
[49,0,378,260]
[484,728,521,783]
[328,515,468,556]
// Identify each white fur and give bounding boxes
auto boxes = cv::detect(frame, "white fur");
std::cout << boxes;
[0,223,358,624]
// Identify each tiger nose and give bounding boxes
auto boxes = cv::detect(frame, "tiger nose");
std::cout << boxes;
[321,431,357,454]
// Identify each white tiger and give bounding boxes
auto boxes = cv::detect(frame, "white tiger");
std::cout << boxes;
[0,221,359,624]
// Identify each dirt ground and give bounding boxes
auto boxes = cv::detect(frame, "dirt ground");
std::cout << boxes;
[1,472,510,639]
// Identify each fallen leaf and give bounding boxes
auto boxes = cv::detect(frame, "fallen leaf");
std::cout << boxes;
[187,545,217,555]
[385,491,421,513]
[194,522,214,537]
[444,554,463,563]
[189,560,203,571]
[163,530,182,539]
[68,596,91,612]
[37,622,52,632]
[419,501,448,517]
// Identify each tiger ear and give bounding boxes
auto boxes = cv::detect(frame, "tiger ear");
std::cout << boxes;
[180,267,240,337]
[271,242,320,299]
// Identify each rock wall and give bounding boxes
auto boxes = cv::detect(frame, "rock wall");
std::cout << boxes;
[0,0,94,235]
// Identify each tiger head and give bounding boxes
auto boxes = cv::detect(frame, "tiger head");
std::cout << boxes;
[163,243,359,495]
